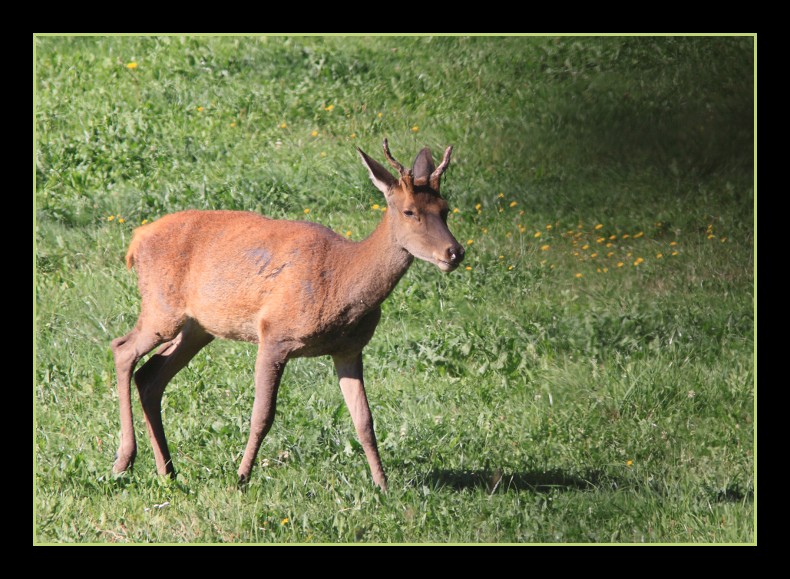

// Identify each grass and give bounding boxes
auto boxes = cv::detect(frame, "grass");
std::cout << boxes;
[34,35,755,543]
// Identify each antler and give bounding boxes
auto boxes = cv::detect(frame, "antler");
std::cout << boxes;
[382,138,409,178]
[429,145,453,190]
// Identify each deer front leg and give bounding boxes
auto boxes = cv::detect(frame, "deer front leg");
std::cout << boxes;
[333,353,388,491]
[237,343,287,484]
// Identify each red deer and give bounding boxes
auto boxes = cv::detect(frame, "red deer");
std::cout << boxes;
[110,139,464,491]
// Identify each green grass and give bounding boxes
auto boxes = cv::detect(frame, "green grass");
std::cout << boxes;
[34,35,755,543]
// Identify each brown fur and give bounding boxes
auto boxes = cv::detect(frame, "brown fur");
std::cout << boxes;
[110,141,464,490]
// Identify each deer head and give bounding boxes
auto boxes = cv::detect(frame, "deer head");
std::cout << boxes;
[357,139,465,272]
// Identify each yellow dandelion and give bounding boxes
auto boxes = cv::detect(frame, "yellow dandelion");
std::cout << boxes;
[626,460,633,467]
[519,210,525,216]
[281,518,289,525]
[320,151,327,157]
[141,219,148,225]
[453,207,460,214]
[595,224,603,230]
[303,208,311,214]
[197,106,204,112]
[518,225,526,234]
[107,215,115,221]
[126,62,138,69]
[508,265,514,271]
[475,203,482,211]
[707,234,716,240]
[582,244,589,250]
[622,233,630,239]
[533,231,541,238]
[509,201,517,208]
[606,242,613,248]
[118,218,125,224]
[575,273,583,278]
[411,125,419,132]
[607,251,614,257]
[372,204,380,210]
[597,268,601,273]
[590,252,598,258]
[603,267,608,273]
[596,237,605,244]
[280,122,287,129]
[350,133,356,139]
[720,237,727,243]
[546,224,552,230]
[465,266,472,271]
[609,235,617,240]
[467,239,474,245]
[324,104,334,111]
[656,253,663,259]
[541,244,550,251]
[377,112,383,118]
[346,230,352,237]
[506,232,512,237]
[617,261,624,268]
[634,257,644,266]
[499,255,505,260]
[633,231,644,238]
[670,241,678,246]
[482,228,488,234]
[671,251,679,256]
[498,193,505,199]
[550,264,555,269]
[230,122,237,127]
[311,130,318,137]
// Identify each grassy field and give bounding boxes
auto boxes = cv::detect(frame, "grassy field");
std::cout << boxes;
[34,35,755,543]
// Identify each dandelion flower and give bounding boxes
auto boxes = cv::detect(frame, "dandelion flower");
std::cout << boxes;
[590,252,598,258]
[498,193,505,199]
[304,208,311,214]
[197,106,204,112]
[126,62,138,69]
[508,265,514,271]
[597,237,605,244]
[467,239,474,245]
[350,133,356,139]
[311,130,318,137]
[533,231,541,238]
[482,228,488,234]
[372,204,380,210]
[509,201,517,208]
[575,273,583,278]
[607,251,614,257]
[465,266,472,271]
[602,267,608,273]
[595,224,603,230]
[720,237,727,243]
[606,242,613,248]
[377,112,383,118]
[707,234,716,240]
[633,231,644,238]
[626,460,633,467]
[670,241,678,246]
[634,257,644,266]
[656,253,663,259]
[546,224,552,230]
[411,125,419,133]
[346,230,352,237]
[281,518,289,525]
[280,122,287,129]
[541,244,550,251]
[671,251,679,256]
[118,218,125,224]
[609,235,617,240]
[475,203,482,211]
[324,104,334,111]
[141,219,148,225]
[622,233,630,239]
[582,244,589,250]
[498,255,505,260]
[617,261,624,268]
[107,215,115,221]
[453,207,460,214]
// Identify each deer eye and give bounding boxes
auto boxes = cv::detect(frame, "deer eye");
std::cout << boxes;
[403,210,415,218]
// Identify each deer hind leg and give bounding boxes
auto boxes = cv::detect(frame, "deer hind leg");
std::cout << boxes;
[111,326,167,475]
[237,342,288,484]
[333,353,388,491]
[133,319,214,477]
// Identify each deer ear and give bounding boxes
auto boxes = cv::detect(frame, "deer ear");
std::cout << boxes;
[411,147,435,186]
[357,147,398,196]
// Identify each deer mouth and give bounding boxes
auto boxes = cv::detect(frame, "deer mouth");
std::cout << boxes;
[437,258,460,273]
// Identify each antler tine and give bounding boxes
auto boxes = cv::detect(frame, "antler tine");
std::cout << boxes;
[429,145,453,190]
[382,138,408,177]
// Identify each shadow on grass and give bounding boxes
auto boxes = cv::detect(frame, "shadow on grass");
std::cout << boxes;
[425,468,608,494]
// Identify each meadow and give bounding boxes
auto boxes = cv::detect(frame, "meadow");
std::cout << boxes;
[34,35,755,543]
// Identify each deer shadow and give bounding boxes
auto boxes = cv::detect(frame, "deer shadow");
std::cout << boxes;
[423,467,608,494]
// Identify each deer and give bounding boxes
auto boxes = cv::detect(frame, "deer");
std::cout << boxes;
[110,139,465,491]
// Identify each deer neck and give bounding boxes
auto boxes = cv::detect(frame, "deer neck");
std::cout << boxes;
[339,211,413,310]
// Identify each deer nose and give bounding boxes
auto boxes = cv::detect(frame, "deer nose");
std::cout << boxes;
[448,243,465,265]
